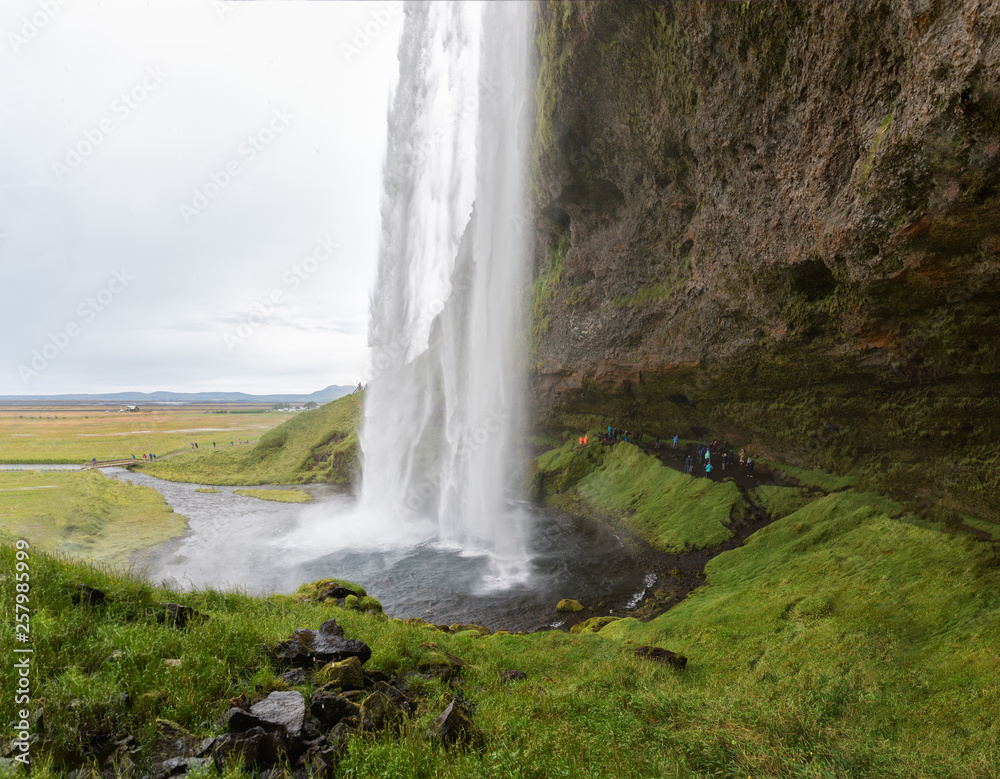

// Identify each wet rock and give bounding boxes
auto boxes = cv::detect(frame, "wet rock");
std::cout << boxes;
[316,656,364,691]
[271,619,371,667]
[500,670,527,683]
[280,667,307,686]
[157,603,202,629]
[316,583,364,601]
[359,691,401,733]
[363,668,390,685]
[152,756,211,778]
[425,700,484,748]
[211,727,265,772]
[229,691,306,740]
[69,583,106,606]
[634,645,687,670]
[310,692,361,728]
[295,737,346,779]
[556,599,584,612]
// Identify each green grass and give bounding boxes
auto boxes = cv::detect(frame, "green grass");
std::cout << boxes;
[138,394,361,486]
[4,483,1000,777]
[753,484,820,520]
[599,489,1000,777]
[769,462,857,492]
[232,488,312,504]
[0,470,185,567]
[535,439,746,552]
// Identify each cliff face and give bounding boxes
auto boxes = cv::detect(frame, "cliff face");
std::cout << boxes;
[529,0,1000,524]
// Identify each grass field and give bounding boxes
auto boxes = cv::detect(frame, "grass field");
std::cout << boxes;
[0,405,288,464]
[0,469,185,567]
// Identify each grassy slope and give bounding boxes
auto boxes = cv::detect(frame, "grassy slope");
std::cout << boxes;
[138,394,361,486]
[534,437,746,552]
[600,490,1000,777]
[3,485,999,777]
[0,470,185,567]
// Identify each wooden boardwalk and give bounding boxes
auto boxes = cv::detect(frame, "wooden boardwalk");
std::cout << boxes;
[80,458,141,470]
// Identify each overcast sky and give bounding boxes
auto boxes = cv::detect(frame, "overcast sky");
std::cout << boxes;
[0,0,404,395]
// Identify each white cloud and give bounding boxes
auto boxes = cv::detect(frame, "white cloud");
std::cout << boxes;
[0,0,403,394]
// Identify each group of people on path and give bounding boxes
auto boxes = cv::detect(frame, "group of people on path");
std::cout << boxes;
[681,441,754,478]
[593,424,759,480]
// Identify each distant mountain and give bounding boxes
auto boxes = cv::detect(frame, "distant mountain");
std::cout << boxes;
[0,385,356,404]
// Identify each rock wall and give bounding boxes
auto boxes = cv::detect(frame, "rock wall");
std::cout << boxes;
[529,0,1000,524]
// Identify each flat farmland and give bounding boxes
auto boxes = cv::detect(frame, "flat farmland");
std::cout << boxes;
[0,405,290,463]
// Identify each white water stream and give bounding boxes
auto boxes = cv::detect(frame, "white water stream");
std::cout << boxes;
[357,1,533,585]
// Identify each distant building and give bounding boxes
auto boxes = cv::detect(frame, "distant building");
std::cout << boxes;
[125,404,140,412]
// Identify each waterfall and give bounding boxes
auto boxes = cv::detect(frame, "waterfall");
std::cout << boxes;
[358,1,532,581]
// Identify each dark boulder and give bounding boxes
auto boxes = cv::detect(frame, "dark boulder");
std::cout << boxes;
[249,691,306,739]
[157,603,202,629]
[69,584,106,606]
[280,667,306,686]
[634,645,687,670]
[271,619,371,667]
[359,691,401,733]
[425,700,484,749]
[310,692,361,728]
[316,583,363,601]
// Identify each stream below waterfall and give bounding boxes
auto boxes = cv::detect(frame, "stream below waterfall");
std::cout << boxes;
[106,468,653,633]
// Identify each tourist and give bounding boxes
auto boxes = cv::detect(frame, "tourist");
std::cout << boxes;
[745,458,754,477]
[739,448,745,465]
[706,461,713,478]
[584,434,588,445]
[684,454,693,473]
[672,434,679,449]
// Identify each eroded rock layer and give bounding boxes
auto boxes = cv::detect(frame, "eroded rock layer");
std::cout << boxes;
[529,0,1000,523]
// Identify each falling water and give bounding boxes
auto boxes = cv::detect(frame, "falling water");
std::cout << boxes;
[358,1,532,582]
